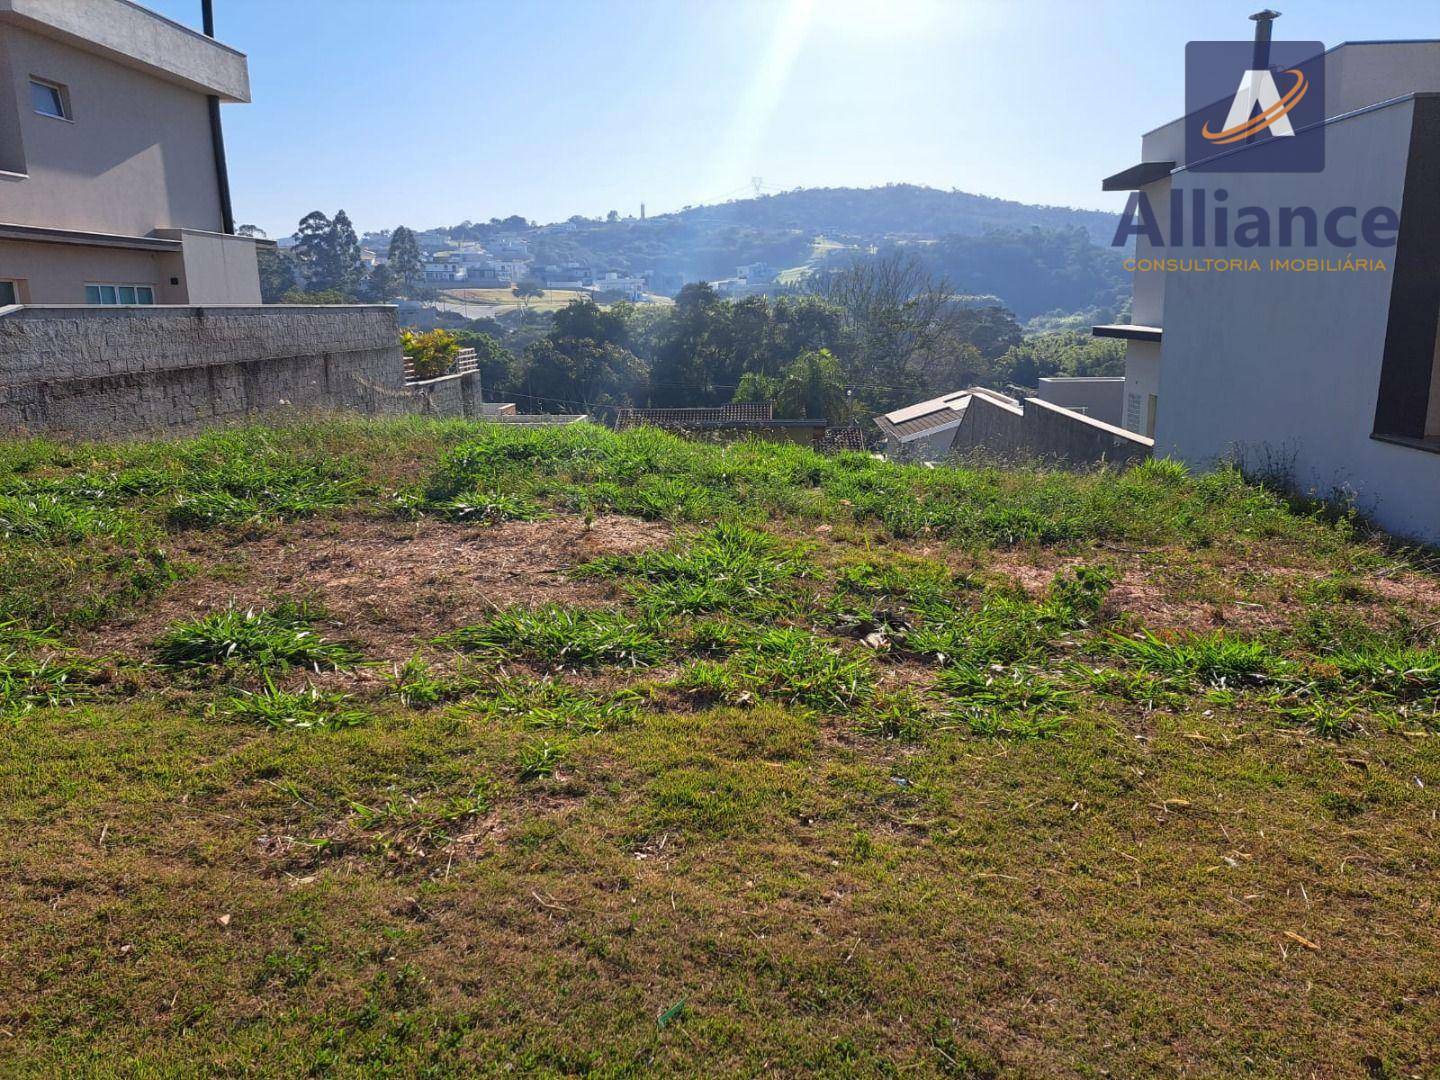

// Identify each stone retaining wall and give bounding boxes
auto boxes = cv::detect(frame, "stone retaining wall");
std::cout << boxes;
[0,304,449,437]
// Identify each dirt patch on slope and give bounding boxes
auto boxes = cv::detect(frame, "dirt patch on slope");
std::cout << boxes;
[983,549,1440,635]
[94,514,671,663]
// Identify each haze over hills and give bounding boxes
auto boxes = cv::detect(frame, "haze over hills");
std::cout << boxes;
[363,184,1131,325]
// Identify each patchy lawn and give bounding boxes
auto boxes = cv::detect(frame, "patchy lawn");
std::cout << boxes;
[0,418,1436,1076]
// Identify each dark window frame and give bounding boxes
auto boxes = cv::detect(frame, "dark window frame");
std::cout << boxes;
[1373,95,1440,446]
[28,78,71,122]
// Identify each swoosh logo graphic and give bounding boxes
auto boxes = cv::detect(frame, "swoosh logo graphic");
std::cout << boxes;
[1202,68,1308,144]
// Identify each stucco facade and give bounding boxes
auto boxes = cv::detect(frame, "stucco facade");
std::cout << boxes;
[1102,39,1440,544]
[0,0,261,305]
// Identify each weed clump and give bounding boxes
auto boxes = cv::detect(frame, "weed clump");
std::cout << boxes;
[445,605,668,668]
[215,682,368,731]
[154,602,359,672]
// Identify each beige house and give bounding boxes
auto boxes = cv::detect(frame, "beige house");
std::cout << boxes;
[0,0,263,306]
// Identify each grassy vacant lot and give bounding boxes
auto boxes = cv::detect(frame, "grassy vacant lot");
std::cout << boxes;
[0,418,1436,1077]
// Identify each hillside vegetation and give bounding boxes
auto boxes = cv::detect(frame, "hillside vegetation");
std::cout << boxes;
[425,185,1130,320]
[0,419,1436,1076]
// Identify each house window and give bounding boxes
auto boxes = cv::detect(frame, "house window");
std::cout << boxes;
[29,78,69,121]
[85,284,155,305]
[0,282,16,306]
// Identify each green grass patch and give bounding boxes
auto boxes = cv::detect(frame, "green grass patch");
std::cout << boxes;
[154,602,360,672]
[582,523,808,617]
[445,605,668,668]
[214,682,369,731]
[1104,629,1288,686]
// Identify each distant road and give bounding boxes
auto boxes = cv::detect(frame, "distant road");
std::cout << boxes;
[429,296,509,320]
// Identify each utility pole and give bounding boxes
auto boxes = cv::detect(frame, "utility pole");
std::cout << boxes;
[200,0,235,235]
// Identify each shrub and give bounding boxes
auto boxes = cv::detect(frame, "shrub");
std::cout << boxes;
[401,328,460,380]
[517,738,566,780]
[0,652,95,717]
[734,628,875,711]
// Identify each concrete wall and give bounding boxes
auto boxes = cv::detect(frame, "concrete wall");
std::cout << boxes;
[1154,95,1440,543]
[950,393,1026,459]
[1035,377,1124,426]
[0,304,429,436]
[155,229,261,305]
[951,391,1152,468]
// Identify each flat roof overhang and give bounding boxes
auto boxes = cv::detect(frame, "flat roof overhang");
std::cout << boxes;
[1092,323,1163,343]
[1102,161,1175,191]
[0,0,250,102]
[0,223,184,252]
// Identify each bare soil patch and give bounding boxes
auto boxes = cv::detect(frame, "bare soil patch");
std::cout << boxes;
[984,548,1440,635]
[91,514,671,663]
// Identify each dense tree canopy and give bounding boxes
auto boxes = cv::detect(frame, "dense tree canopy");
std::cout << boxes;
[450,255,1099,425]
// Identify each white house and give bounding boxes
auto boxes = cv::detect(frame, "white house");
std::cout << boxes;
[590,271,646,299]
[422,261,464,282]
[1099,31,1440,543]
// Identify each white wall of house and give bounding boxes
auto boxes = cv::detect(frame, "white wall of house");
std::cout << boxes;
[1122,342,1160,437]
[1153,95,1440,543]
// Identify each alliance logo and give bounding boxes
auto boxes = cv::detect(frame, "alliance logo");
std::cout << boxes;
[1201,65,1308,145]
[1185,28,1324,172]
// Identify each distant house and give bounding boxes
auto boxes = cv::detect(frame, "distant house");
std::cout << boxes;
[874,392,972,460]
[422,261,465,282]
[876,385,1149,467]
[491,236,530,258]
[615,403,828,447]
[590,271,647,299]
[541,262,590,288]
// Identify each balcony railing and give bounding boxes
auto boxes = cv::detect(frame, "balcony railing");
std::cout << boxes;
[403,346,478,383]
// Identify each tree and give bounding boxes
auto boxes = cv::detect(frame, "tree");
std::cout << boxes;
[256,247,296,303]
[292,211,333,287]
[364,263,398,302]
[776,348,851,423]
[550,298,627,348]
[519,338,645,413]
[451,330,518,401]
[290,210,361,295]
[817,252,977,410]
[731,371,779,406]
[606,209,619,223]
[328,210,363,295]
[387,226,423,291]
[512,280,544,308]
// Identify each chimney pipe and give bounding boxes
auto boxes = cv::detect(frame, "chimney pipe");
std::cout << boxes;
[1250,9,1280,71]
[201,0,235,235]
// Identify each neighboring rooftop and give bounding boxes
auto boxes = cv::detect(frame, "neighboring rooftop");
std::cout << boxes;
[874,391,970,443]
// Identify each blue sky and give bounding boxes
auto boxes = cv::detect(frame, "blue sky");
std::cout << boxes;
[145,0,1440,239]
